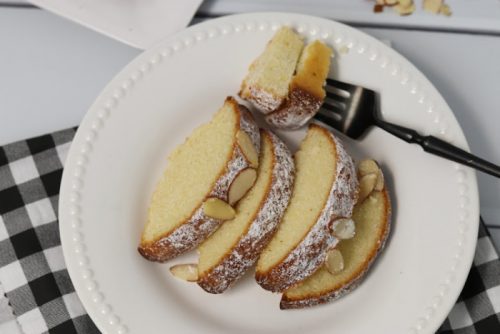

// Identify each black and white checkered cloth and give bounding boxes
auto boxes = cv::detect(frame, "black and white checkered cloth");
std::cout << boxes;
[0,128,499,334]
[0,129,98,334]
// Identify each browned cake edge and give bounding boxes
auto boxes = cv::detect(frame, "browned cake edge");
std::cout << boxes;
[280,188,391,309]
[264,84,322,130]
[138,97,260,262]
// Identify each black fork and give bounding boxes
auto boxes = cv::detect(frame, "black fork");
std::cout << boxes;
[315,78,500,178]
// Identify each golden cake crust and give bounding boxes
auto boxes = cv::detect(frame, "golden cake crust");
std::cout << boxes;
[197,130,295,293]
[255,125,358,292]
[138,97,260,262]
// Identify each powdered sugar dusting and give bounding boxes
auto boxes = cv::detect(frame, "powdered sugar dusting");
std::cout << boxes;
[256,127,358,292]
[265,87,322,130]
[245,86,284,114]
[198,130,295,293]
[238,104,261,153]
[330,134,359,218]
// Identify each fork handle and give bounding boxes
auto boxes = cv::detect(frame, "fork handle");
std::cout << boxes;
[376,119,500,178]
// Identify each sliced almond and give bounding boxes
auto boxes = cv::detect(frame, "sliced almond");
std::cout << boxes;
[325,249,344,275]
[228,168,257,205]
[169,264,198,282]
[376,0,385,4]
[439,4,451,16]
[385,0,398,5]
[374,169,385,191]
[358,173,377,202]
[330,218,356,240]
[394,2,415,15]
[358,159,379,177]
[398,0,413,8]
[359,159,384,192]
[369,194,378,203]
[423,0,443,14]
[374,4,384,13]
[237,130,259,168]
[203,198,236,220]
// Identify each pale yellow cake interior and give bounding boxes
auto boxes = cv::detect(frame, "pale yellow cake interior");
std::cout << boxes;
[256,126,337,272]
[141,100,239,243]
[284,190,388,299]
[291,40,332,99]
[198,132,274,275]
[241,27,304,100]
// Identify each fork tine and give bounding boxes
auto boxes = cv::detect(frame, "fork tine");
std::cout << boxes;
[315,109,344,131]
[326,78,355,93]
[326,90,349,103]
[322,99,345,114]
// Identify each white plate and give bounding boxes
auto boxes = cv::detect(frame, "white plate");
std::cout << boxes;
[59,13,479,334]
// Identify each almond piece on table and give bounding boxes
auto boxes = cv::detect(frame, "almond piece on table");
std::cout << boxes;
[440,4,452,16]
[423,0,443,14]
[228,168,257,205]
[325,249,344,275]
[394,0,415,15]
[237,130,259,168]
[203,198,236,220]
[170,264,199,282]
[358,173,377,202]
[398,0,413,7]
[330,218,356,240]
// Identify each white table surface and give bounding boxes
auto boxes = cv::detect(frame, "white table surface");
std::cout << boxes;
[1,6,499,251]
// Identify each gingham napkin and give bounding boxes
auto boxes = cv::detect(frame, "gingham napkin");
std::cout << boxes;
[0,128,499,334]
[0,129,98,334]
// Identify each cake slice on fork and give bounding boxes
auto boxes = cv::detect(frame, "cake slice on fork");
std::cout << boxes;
[239,27,304,113]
